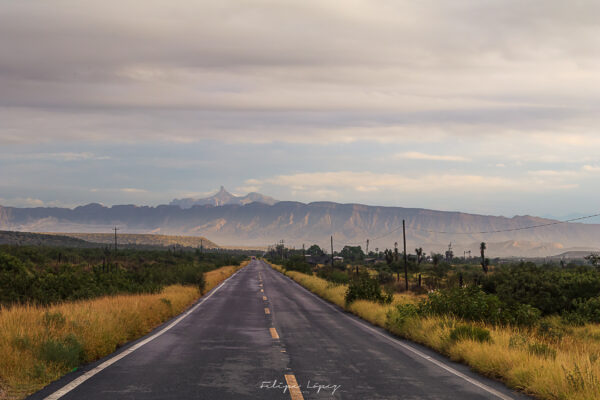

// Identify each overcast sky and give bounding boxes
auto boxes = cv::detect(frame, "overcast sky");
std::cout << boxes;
[1,0,600,219]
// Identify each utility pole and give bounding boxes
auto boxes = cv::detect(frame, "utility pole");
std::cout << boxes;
[403,219,408,291]
[302,243,305,257]
[366,239,369,255]
[331,235,334,267]
[113,227,119,252]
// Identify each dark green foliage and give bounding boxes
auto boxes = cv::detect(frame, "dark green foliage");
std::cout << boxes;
[0,245,245,306]
[386,303,420,328]
[449,324,491,343]
[421,286,541,326]
[306,244,324,256]
[38,334,85,368]
[536,320,567,342]
[281,254,313,274]
[317,267,350,284]
[339,245,365,262]
[562,297,600,325]
[528,342,557,359]
[345,271,393,305]
[481,262,600,321]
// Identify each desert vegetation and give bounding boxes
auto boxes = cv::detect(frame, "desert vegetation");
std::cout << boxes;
[0,245,247,399]
[267,245,600,400]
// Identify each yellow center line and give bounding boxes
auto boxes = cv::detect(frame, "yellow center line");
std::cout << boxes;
[263,296,267,301]
[260,289,264,293]
[264,307,270,314]
[284,374,304,400]
[269,327,279,339]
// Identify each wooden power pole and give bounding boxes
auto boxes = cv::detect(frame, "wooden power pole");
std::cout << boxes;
[403,220,408,291]
[331,235,334,267]
[113,227,119,252]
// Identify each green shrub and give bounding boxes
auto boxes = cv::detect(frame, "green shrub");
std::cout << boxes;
[482,263,600,316]
[345,272,393,305]
[536,319,566,342]
[38,334,84,368]
[43,311,66,329]
[282,255,313,274]
[0,246,243,306]
[449,324,492,343]
[421,286,540,327]
[386,303,420,328]
[528,342,557,359]
[317,268,350,284]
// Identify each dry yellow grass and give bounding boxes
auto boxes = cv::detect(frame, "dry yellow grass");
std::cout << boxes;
[268,262,600,400]
[204,261,247,293]
[0,262,246,400]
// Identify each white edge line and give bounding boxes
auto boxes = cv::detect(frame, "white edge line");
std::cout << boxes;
[264,261,515,400]
[44,268,244,400]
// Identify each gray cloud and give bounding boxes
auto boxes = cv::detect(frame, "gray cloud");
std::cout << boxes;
[2,0,600,215]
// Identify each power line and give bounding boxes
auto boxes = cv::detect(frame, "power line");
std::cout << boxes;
[412,212,600,235]
[335,212,600,247]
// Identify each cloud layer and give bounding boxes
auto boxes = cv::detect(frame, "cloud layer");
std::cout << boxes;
[1,1,600,216]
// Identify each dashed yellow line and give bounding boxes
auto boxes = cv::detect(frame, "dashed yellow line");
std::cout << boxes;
[260,289,264,293]
[269,327,279,339]
[264,307,271,315]
[284,374,304,400]
[263,296,267,301]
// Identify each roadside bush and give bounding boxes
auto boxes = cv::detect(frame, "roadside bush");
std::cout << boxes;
[528,342,557,359]
[282,255,313,274]
[378,270,395,285]
[482,263,600,316]
[38,334,85,368]
[386,303,420,328]
[449,324,491,343]
[0,246,244,306]
[317,267,349,284]
[345,272,393,305]
[421,286,540,327]
[562,297,600,325]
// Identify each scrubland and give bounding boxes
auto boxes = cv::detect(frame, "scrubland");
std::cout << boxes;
[0,262,245,400]
[271,263,600,400]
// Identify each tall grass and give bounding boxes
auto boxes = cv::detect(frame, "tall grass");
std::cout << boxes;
[0,262,246,400]
[270,262,600,400]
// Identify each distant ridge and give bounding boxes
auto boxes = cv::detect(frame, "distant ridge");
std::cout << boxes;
[0,231,219,249]
[2,200,600,257]
[170,186,278,208]
[49,232,219,249]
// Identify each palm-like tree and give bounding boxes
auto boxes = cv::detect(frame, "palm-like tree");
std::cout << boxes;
[415,247,424,266]
[480,242,488,273]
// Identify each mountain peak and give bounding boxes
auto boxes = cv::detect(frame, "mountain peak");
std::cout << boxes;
[169,187,278,209]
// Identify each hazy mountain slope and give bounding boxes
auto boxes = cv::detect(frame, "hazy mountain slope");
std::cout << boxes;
[0,231,98,247]
[50,232,219,249]
[1,201,599,256]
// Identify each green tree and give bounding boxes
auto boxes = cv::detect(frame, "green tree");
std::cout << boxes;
[307,244,324,256]
[339,246,365,262]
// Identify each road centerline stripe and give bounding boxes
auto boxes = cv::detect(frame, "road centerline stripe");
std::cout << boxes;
[264,307,271,314]
[284,374,304,400]
[270,327,279,339]
[263,295,267,300]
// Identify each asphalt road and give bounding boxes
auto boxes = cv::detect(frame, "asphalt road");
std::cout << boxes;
[31,260,530,400]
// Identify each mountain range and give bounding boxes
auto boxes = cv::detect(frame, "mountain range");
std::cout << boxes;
[1,188,599,257]
[169,186,278,208]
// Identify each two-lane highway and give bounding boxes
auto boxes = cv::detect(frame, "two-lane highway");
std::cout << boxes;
[31,260,529,399]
